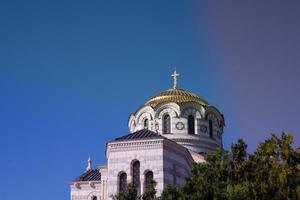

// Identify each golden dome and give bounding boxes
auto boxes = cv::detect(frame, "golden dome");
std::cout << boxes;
[145,88,209,107]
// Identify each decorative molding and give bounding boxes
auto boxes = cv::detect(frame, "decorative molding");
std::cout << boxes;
[89,182,95,188]
[74,182,81,189]
[154,103,180,118]
[175,122,185,130]
[107,140,164,153]
[172,138,220,148]
[181,107,201,118]
[200,125,207,133]
[157,107,177,119]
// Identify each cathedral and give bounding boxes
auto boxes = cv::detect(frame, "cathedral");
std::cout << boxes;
[69,70,225,200]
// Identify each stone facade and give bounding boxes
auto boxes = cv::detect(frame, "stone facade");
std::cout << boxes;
[70,83,224,200]
[128,101,224,153]
[106,139,164,197]
[104,137,195,199]
[70,181,101,200]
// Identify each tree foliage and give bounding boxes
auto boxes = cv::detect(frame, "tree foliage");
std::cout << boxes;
[112,183,138,200]
[142,180,157,200]
[160,185,183,200]
[161,133,300,200]
[113,180,158,200]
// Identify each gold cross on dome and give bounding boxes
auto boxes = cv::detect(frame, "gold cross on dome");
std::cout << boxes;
[171,68,180,89]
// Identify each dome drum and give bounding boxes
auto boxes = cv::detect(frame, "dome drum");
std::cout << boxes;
[128,87,224,153]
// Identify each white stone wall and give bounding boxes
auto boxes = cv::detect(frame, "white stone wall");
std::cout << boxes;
[106,139,165,199]
[99,165,108,200]
[105,137,197,199]
[162,140,194,187]
[70,181,101,200]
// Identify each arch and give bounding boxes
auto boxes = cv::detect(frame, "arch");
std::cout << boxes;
[87,192,99,200]
[209,119,213,138]
[118,171,127,193]
[205,112,219,127]
[137,112,153,124]
[155,103,180,117]
[144,170,154,193]
[206,112,219,139]
[188,115,195,134]
[162,114,171,134]
[156,103,179,119]
[143,118,149,129]
[181,104,203,119]
[92,196,97,200]
[131,160,141,193]
[135,106,155,125]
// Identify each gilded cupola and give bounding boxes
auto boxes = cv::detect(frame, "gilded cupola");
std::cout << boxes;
[145,88,209,107]
[128,69,225,153]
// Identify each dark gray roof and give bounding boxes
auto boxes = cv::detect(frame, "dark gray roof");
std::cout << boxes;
[73,169,101,182]
[113,129,164,141]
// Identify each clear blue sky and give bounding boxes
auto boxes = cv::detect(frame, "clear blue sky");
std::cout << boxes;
[0,1,299,199]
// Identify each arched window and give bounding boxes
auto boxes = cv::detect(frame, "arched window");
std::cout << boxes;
[163,114,171,134]
[143,119,149,129]
[92,196,97,200]
[145,171,154,193]
[132,160,140,193]
[188,115,195,134]
[119,172,127,193]
[209,120,213,138]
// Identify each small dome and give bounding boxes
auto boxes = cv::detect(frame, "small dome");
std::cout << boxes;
[145,88,209,107]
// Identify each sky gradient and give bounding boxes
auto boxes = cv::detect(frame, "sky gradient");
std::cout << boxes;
[0,1,299,199]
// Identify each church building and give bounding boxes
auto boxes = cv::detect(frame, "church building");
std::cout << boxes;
[69,70,225,200]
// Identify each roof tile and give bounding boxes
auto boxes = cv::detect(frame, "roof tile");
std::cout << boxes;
[113,129,163,141]
[73,169,101,182]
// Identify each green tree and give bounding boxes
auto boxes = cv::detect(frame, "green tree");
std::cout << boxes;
[159,185,183,200]
[249,133,300,200]
[160,132,300,200]
[182,148,230,200]
[112,183,139,200]
[142,180,157,200]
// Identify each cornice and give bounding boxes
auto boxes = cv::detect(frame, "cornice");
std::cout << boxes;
[106,139,164,157]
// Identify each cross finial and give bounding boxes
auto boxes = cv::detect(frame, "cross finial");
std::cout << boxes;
[171,68,180,89]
